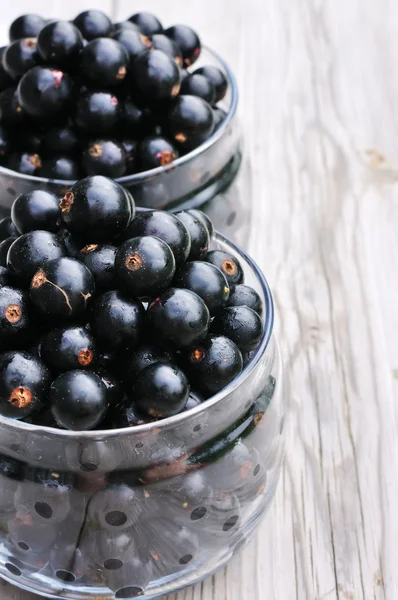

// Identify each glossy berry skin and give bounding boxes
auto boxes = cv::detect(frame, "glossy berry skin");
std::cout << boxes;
[176,210,210,260]
[114,21,139,33]
[57,229,81,259]
[3,38,38,80]
[73,10,113,41]
[18,67,75,119]
[121,211,191,267]
[38,21,83,67]
[41,326,97,372]
[95,368,124,408]
[195,66,228,103]
[60,175,134,242]
[181,73,216,105]
[227,284,262,315]
[40,156,80,180]
[186,209,214,238]
[165,25,201,67]
[83,140,127,178]
[30,257,95,320]
[9,14,46,42]
[0,238,17,267]
[0,267,11,287]
[184,334,243,395]
[115,236,175,298]
[0,286,30,343]
[121,343,174,385]
[43,125,80,156]
[111,403,149,428]
[111,28,152,61]
[76,91,120,133]
[91,290,145,351]
[0,88,27,124]
[152,34,183,67]
[0,351,50,419]
[80,39,129,88]
[50,370,108,431]
[147,287,210,348]
[7,152,41,176]
[122,98,153,136]
[128,12,163,37]
[80,244,116,290]
[211,306,264,351]
[6,231,66,286]
[11,190,61,235]
[132,50,181,101]
[132,363,189,419]
[166,95,215,150]
[204,250,244,286]
[139,136,179,170]
[213,106,227,130]
[0,217,18,242]
[184,389,204,411]
[174,261,230,314]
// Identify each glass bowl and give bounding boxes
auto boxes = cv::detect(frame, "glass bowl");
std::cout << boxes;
[0,231,284,600]
[0,48,250,247]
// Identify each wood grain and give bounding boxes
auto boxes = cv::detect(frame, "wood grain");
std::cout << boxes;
[2,0,398,598]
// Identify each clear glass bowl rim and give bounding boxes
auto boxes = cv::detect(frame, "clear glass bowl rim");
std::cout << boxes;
[0,230,274,439]
[0,46,239,187]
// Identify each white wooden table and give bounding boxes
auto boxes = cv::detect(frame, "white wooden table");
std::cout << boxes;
[2,0,398,598]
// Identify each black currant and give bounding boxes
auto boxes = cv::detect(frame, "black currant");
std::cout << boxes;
[204,250,244,285]
[181,73,216,105]
[50,370,108,430]
[0,267,11,287]
[132,50,181,101]
[165,25,201,67]
[128,12,163,37]
[18,67,75,119]
[75,90,120,133]
[7,152,41,176]
[91,289,145,350]
[0,237,17,267]
[0,60,13,92]
[111,28,152,62]
[113,21,139,34]
[151,34,183,67]
[176,210,210,260]
[40,156,80,180]
[166,95,215,150]
[0,286,30,343]
[80,39,129,88]
[174,261,230,314]
[227,284,262,315]
[0,88,28,124]
[0,217,18,241]
[7,230,66,286]
[122,97,153,136]
[42,125,80,156]
[121,342,174,385]
[80,243,117,290]
[3,38,39,80]
[41,325,97,372]
[147,288,210,348]
[195,66,228,103]
[30,257,95,319]
[186,209,214,238]
[120,139,138,174]
[11,190,61,234]
[132,363,189,419]
[184,334,243,395]
[184,389,204,411]
[73,10,113,41]
[0,124,9,157]
[83,139,127,178]
[211,306,263,351]
[0,350,50,419]
[213,106,227,130]
[139,136,179,170]
[11,127,42,153]
[57,229,81,259]
[111,403,149,428]
[9,14,46,42]
[37,20,83,66]
[60,175,134,242]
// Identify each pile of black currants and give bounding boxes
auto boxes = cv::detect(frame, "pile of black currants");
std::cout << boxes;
[0,10,229,180]
[0,176,264,431]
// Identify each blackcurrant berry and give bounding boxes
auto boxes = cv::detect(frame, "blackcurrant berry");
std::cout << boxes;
[204,250,244,285]
[111,403,149,428]
[83,139,127,178]
[60,175,134,242]
[194,66,228,103]
[132,50,181,101]
[80,243,117,290]
[0,88,28,124]
[3,38,39,80]
[211,306,263,351]
[0,350,50,419]
[7,230,66,286]
[176,210,210,260]
[11,190,62,235]
[50,370,108,430]
[111,28,152,62]
[75,90,120,133]
[0,124,9,157]
[11,127,42,153]
[37,21,83,67]
[18,67,75,119]
[41,325,97,372]
[147,288,210,348]
[42,125,80,156]
[186,209,214,238]
[132,363,189,418]
[80,39,129,88]
[227,284,262,315]
[139,136,179,170]
[73,10,113,41]
[120,139,138,174]
[30,257,95,319]
[121,210,191,267]
[113,21,139,34]
[40,156,80,180]
[94,368,124,408]
[91,289,145,350]
[0,237,17,267]
[166,95,215,150]
[0,267,11,287]
[184,389,204,411]
[7,152,41,176]
[165,25,201,67]
[0,217,18,242]
[151,34,183,67]
[181,73,216,105]
[122,97,154,137]
[128,12,163,37]
[0,286,30,343]
[121,342,174,385]
[174,261,230,314]
[9,14,46,42]
[213,106,227,130]
[184,334,243,395]
[57,229,81,259]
